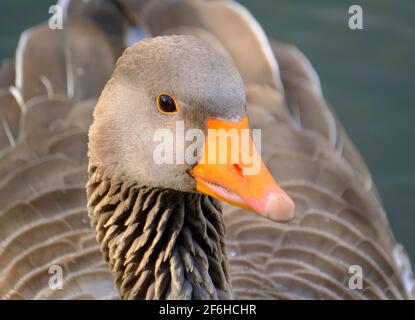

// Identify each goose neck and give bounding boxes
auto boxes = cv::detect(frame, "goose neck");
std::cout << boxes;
[86,166,232,299]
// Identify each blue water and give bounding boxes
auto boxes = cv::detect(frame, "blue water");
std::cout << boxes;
[0,0,414,265]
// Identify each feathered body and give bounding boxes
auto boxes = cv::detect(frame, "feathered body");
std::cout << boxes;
[0,0,413,299]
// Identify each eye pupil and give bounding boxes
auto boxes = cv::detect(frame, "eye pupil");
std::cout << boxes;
[158,94,178,114]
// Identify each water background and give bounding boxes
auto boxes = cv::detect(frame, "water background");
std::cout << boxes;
[0,0,414,265]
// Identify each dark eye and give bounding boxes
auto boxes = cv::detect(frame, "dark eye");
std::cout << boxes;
[157,94,179,114]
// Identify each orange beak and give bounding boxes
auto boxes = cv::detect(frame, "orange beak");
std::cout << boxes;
[189,116,295,222]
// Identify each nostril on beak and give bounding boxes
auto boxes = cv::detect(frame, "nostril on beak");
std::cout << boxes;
[233,164,244,176]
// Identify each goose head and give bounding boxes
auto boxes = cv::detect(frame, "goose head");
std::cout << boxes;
[88,35,294,222]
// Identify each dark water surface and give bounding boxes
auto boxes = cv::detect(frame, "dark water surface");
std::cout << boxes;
[0,0,414,265]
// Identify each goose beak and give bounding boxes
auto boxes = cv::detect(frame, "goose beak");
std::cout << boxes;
[189,116,295,222]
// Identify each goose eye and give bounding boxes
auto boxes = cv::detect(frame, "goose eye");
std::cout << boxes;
[157,94,178,114]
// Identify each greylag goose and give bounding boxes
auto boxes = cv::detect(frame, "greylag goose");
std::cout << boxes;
[0,0,413,300]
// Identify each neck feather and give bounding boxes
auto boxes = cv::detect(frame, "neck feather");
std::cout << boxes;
[86,166,232,299]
